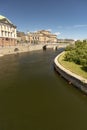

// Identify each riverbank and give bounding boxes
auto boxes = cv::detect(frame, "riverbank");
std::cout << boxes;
[54,52,87,94]
[58,52,87,79]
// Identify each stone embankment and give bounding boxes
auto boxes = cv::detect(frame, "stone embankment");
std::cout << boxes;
[54,52,87,94]
[0,44,43,56]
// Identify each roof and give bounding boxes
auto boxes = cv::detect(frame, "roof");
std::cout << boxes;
[0,15,16,28]
[0,15,5,19]
[0,15,12,24]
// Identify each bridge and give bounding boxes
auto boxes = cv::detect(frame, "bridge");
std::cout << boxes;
[42,43,71,50]
[0,42,72,56]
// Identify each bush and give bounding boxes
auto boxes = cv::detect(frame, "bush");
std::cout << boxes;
[65,45,74,51]
[64,41,87,67]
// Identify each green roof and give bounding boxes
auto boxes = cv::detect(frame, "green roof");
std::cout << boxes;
[0,15,12,24]
[0,15,6,19]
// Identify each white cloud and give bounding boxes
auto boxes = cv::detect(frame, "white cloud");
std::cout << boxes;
[47,29,52,32]
[73,24,87,28]
[33,30,37,32]
[57,24,87,29]
[54,32,61,36]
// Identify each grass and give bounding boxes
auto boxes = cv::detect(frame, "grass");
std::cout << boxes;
[58,52,87,79]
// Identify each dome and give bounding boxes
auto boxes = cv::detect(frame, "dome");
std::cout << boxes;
[0,15,6,19]
[0,15,12,24]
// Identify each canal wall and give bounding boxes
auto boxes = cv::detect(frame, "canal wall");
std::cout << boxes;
[29,44,43,51]
[0,44,43,56]
[0,43,67,57]
[54,52,87,94]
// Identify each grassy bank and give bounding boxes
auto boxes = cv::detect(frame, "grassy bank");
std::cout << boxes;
[58,52,87,79]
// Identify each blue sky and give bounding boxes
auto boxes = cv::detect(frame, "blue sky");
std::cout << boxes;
[0,0,87,40]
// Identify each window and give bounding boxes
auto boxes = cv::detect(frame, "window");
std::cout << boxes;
[6,38,9,41]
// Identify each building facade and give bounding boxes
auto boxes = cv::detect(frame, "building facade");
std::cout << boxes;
[28,30,57,44]
[0,15,17,46]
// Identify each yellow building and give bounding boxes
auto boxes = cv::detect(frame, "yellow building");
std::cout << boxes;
[0,15,17,46]
[28,30,57,44]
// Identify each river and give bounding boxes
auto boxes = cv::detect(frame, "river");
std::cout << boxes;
[0,49,87,130]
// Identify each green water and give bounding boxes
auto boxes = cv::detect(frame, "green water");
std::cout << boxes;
[0,49,87,130]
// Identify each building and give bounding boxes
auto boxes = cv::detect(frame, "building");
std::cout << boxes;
[28,30,57,44]
[0,15,17,46]
[58,39,75,44]
[17,31,26,43]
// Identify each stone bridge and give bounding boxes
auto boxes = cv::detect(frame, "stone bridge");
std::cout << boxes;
[42,43,70,50]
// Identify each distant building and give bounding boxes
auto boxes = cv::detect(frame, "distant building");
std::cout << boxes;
[58,39,75,44]
[17,31,29,43]
[0,15,17,46]
[27,30,57,44]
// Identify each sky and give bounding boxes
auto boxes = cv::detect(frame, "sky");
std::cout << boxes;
[0,0,87,40]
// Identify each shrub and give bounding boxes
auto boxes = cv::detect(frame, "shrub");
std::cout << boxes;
[64,41,87,67]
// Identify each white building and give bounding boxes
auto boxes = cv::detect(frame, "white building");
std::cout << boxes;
[0,15,17,46]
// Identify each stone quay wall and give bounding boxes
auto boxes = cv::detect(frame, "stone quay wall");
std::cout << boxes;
[54,52,87,94]
[0,44,43,56]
